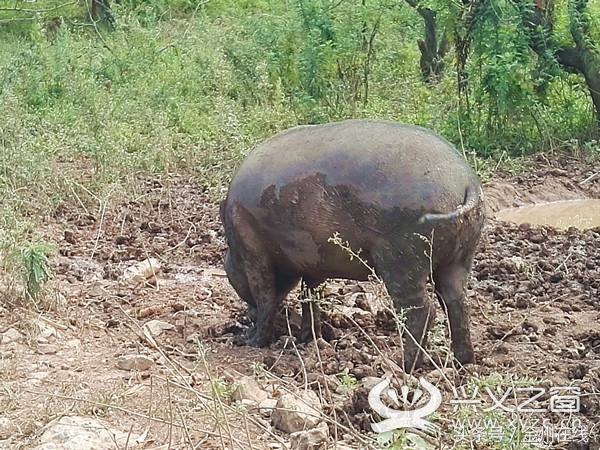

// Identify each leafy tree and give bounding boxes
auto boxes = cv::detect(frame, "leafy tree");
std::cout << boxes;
[521,0,600,125]
[416,0,599,130]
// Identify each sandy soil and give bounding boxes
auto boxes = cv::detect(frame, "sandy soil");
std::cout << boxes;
[0,153,598,449]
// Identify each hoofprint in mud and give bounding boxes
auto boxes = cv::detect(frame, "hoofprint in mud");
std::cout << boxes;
[0,154,598,448]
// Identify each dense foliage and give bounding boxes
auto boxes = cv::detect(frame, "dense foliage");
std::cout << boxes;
[0,0,598,213]
[0,0,598,300]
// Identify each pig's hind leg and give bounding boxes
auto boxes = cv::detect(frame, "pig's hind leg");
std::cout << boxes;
[373,239,436,372]
[433,258,475,364]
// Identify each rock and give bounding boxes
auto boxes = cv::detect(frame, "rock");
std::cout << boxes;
[36,321,59,342]
[206,229,219,243]
[116,355,154,371]
[239,399,257,408]
[205,268,227,277]
[353,292,375,313]
[350,365,377,380]
[350,376,385,415]
[65,339,81,348]
[185,332,202,343]
[171,302,187,312]
[121,258,161,285]
[64,230,76,244]
[272,390,322,433]
[290,421,329,450]
[231,376,268,404]
[143,320,175,338]
[1,328,24,345]
[258,398,278,418]
[29,371,50,381]
[360,376,384,391]
[306,373,340,391]
[322,285,340,297]
[0,418,16,440]
[33,415,144,449]
[138,305,163,319]
[36,344,58,355]
[427,367,457,384]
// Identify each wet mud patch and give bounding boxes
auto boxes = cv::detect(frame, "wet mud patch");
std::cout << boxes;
[495,199,600,229]
[484,153,599,213]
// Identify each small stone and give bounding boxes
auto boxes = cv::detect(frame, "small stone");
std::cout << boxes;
[351,365,377,380]
[427,367,457,384]
[36,321,59,342]
[171,302,187,312]
[272,390,322,433]
[206,229,219,243]
[0,418,16,440]
[138,306,162,319]
[529,233,546,244]
[121,258,161,284]
[64,230,76,244]
[33,415,144,449]
[549,272,564,283]
[232,376,268,404]
[290,421,329,450]
[143,320,175,338]
[1,328,24,345]
[65,339,81,348]
[28,371,50,387]
[116,355,154,371]
[258,398,278,418]
[322,285,339,297]
[205,268,227,277]
[36,344,58,355]
[306,373,340,391]
[360,376,384,391]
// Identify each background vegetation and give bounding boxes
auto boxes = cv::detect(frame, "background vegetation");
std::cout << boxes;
[1,0,599,283]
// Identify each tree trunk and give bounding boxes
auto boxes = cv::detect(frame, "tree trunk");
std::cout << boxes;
[405,0,448,82]
[90,0,114,26]
[557,47,600,126]
[522,0,600,127]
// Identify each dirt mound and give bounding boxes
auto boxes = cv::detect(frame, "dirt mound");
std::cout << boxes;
[484,153,599,212]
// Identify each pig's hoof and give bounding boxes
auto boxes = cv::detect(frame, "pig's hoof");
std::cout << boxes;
[455,348,475,365]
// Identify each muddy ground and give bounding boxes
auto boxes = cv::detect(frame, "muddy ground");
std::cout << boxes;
[0,154,599,449]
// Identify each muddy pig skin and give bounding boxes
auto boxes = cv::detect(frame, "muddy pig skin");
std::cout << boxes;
[220,119,485,370]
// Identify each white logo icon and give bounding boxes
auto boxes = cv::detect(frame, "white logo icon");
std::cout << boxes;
[368,376,442,435]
